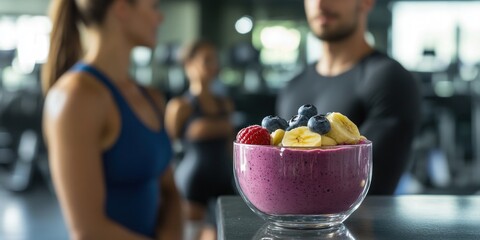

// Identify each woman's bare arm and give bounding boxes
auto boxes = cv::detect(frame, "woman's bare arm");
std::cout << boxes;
[156,167,183,240]
[44,74,150,240]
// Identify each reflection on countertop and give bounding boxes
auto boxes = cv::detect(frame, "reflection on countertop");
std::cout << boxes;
[0,184,68,240]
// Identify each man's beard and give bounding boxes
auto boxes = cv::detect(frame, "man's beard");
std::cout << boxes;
[312,2,361,43]
[314,20,358,42]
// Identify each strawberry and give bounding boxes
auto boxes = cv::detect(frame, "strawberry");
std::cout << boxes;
[236,125,271,145]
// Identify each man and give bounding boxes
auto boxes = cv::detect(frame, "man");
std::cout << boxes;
[277,0,421,194]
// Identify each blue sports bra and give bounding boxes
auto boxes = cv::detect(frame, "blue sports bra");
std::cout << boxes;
[71,62,172,238]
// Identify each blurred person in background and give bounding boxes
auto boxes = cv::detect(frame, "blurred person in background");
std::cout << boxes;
[277,0,421,194]
[42,0,182,239]
[165,40,235,240]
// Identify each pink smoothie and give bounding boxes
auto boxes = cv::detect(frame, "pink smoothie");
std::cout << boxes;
[234,143,371,215]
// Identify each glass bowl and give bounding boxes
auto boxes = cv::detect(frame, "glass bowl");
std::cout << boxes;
[253,223,355,240]
[233,141,372,229]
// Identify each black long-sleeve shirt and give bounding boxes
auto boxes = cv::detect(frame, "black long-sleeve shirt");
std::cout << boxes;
[277,50,421,195]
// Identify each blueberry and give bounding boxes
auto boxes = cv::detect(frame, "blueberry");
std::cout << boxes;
[261,115,288,133]
[308,115,331,135]
[287,114,309,130]
[298,104,318,119]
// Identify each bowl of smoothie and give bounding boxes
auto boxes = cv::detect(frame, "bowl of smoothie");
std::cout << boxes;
[234,106,372,229]
[233,141,371,229]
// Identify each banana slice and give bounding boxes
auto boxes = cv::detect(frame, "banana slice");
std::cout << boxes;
[271,129,285,146]
[325,112,361,144]
[321,135,337,146]
[282,126,322,147]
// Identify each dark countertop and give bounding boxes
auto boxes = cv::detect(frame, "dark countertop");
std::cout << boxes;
[217,195,480,240]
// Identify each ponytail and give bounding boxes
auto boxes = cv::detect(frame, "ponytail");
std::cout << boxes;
[42,0,82,95]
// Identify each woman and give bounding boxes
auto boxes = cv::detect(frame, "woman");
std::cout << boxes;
[165,40,235,240]
[42,0,182,239]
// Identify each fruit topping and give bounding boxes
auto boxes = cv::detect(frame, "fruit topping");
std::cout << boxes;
[236,125,271,145]
[298,104,318,119]
[320,135,337,146]
[235,104,366,146]
[287,115,309,130]
[325,112,361,144]
[307,114,331,135]
[261,115,288,133]
[282,126,322,147]
[270,129,286,146]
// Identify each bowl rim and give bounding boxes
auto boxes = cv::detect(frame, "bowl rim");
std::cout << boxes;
[233,140,372,150]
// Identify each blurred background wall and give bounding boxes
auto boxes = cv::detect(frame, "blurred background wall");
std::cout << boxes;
[1,0,480,239]
[0,0,480,205]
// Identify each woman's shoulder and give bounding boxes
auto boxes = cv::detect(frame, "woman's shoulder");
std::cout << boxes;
[44,72,112,119]
[51,71,111,99]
